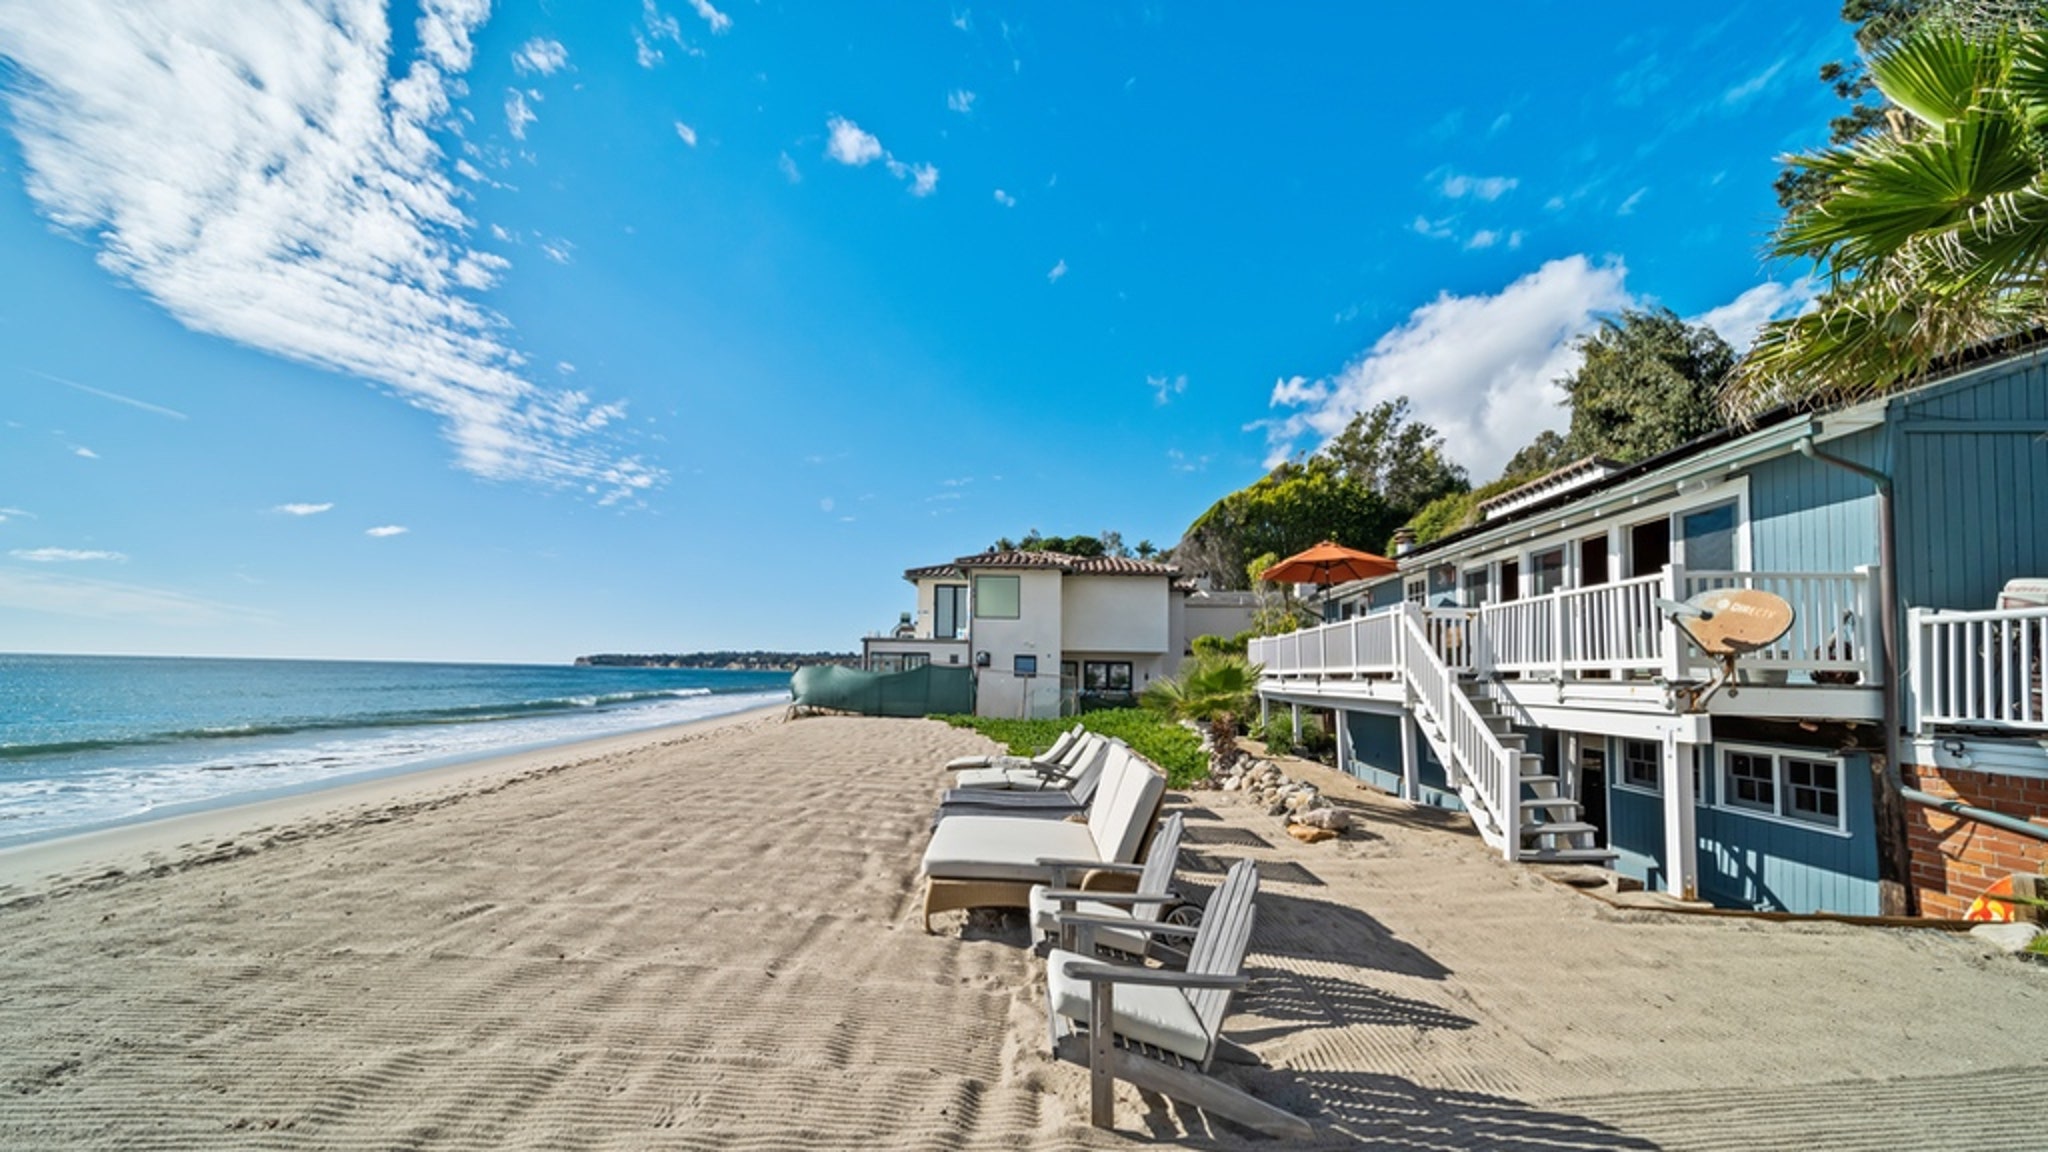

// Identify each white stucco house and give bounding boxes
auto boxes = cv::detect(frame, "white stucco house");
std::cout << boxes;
[861,549,1257,719]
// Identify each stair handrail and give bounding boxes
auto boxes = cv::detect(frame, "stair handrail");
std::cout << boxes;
[1396,603,1520,859]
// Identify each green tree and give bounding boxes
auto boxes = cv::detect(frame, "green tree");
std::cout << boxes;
[1729,12,2048,418]
[1173,458,1395,590]
[1319,398,1469,515]
[1134,539,1157,559]
[1140,653,1261,730]
[1500,429,1573,482]
[1560,308,1733,463]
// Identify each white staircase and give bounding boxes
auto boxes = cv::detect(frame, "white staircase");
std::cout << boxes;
[1397,606,1613,864]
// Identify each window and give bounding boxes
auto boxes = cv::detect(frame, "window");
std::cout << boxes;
[1461,566,1489,608]
[934,585,968,639]
[1013,654,1038,677]
[1530,546,1566,596]
[1620,739,1660,792]
[1498,558,1521,602]
[1784,758,1841,826]
[868,652,928,674]
[1718,747,1845,832]
[1404,577,1426,604]
[902,653,929,671]
[1678,500,1739,571]
[973,575,1019,619]
[1082,661,1133,691]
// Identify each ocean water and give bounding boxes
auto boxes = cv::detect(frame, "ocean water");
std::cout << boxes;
[0,654,791,847]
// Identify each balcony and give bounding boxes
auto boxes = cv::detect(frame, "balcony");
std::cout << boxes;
[1251,566,1882,697]
[1910,604,2048,733]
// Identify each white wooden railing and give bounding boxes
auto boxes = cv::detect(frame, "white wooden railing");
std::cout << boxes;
[1396,605,1518,858]
[1910,604,2048,732]
[1251,566,1883,688]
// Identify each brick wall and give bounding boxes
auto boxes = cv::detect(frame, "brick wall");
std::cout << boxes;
[1904,762,2048,920]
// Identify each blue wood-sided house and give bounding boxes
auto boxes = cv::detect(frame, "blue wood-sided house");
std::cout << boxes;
[1253,344,2048,917]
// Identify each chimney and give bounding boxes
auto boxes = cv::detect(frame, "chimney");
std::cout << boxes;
[1392,527,1417,557]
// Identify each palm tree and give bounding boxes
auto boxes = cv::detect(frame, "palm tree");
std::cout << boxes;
[1140,654,1261,730]
[1726,12,2048,419]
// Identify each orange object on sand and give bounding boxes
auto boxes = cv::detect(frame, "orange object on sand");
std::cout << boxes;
[1965,875,2018,923]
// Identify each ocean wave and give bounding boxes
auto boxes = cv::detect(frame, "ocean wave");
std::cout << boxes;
[0,685,724,763]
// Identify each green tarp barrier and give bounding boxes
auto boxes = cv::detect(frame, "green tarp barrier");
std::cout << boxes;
[791,663,974,718]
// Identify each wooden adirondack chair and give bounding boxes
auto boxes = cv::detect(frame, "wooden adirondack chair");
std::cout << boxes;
[1029,812,1186,957]
[1043,859,1311,1139]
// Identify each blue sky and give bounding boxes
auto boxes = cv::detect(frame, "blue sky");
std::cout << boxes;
[0,2,1853,662]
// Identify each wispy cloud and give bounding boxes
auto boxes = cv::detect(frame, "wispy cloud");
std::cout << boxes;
[1464,229,1523,251]
[687,0,732,34]
[1618,187,1648,216]
[1259,255,1632,472]
[25,368,188,420]
[73,446,99,459]
[1167,449,1209,473]
[0,567,269,627]
[540,239,575,264]
[1723,58,1786,106]
[993,188,1015,207]
[512,38,568,76]
[778,151,802,183]
[0,507,32,523]
[1412,215,1454,240]
[1439,171,1519,201]
[1149,373,1187,406]
[674,120,698,147]
[0,2,659,502]
[274,502,333,516]
[365,525,409,538]
[506,89,538,139]
[947,89,976,113]
[637,2,703,68]
[1047,258,1068,284]
[824,117,939,196]
[11,547,126,563]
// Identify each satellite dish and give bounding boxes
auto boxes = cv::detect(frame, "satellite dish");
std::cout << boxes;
[1671,588,1795,656]
[1655,587,1796,711]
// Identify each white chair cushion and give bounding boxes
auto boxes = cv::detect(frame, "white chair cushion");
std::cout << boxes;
[1046,948,1210,1062]
[944,754,994,770]
[1027,886,1151,954]
[951,764,1063,791]
[921,815,1097,882]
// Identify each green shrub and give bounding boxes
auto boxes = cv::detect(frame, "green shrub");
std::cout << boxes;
[1255,711,1333,757]
[932,708,1207,787]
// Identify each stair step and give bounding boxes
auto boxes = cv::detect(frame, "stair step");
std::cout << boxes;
[1519,796,1577,811]
[1521,820,1599,839]
[1523,840,1613,856]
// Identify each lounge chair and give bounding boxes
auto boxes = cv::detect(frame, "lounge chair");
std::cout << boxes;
[943,723,1083,771]
[1045,859,1311,1139]
[919,742,1165,931]
[1029,812,1186,957]
[949,731,1101,791]
[937,740,1110,816]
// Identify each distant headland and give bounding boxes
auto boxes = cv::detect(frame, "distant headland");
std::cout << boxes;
[574,651,859,671]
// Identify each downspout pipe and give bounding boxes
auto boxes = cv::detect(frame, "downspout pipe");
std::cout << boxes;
[1902,786,2048,843]
[1795,435,1913,914]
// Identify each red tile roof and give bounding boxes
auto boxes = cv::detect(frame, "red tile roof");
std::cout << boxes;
[952,550,1180,577]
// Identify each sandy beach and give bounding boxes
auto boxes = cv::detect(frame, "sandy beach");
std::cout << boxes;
[2,712,2044,1150]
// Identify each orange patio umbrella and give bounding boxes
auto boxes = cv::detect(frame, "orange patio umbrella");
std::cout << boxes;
[1259,540,1397,586]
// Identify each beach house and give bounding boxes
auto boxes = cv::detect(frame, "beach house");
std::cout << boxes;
[1253,341,2048,918]
[864,550,1256,719]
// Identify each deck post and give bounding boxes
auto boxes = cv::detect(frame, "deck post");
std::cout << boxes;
[1903,606,1925,731]
[1551,592,1567,681]
[1660,562,1690,682]
[1398,705,1420,802]
[1335,707,1354,777]
[1290,702,1302,745]
[1856,564,1884,686]
[1661,728,1700,901]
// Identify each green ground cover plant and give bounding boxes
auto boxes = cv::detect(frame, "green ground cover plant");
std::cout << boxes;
[933,707,1207,787]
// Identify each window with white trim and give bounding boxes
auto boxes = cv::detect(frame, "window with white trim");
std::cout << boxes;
[1718,747,1845,832]
[1619,739,1660,792]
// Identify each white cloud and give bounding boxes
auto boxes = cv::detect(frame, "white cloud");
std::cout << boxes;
[1149,373,1187,406]
[1440,172,1519,201]
[947,89,975,113]
[512,38,567,76]
[778,151,802,183]
[951,9,971,31]
[1724,58,1786,106]
[1466,230,1500,251]
[1412,215,1454,240]
[1690,278,1817,353]
[506,88,537,139]
[0,1,659,501]
[0,507,31,523]
[274,502,333,516]
[826,118,938,196]
[1167,449,1208,473]
[1618,187,1648,216]
[826,117,884,166]
[993,188,1015,207]
[1047,258,1067,284]
[635,34,663,68]
[687,0,732,34]
[637,2,703,67]
[365,525,409,538]
[73,446,99,459]
[674,120,698,147]
[11,547,126,563]
[0,567,268,627]
[1259,255,1633,472]
[540,239,574,264]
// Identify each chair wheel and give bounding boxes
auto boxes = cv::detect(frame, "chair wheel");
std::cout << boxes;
[1164,902,1204,928]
